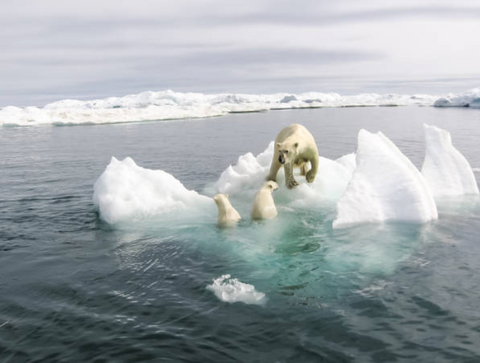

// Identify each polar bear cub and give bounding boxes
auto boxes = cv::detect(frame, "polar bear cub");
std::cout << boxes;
[214,194,241,226]
[251,181,279,220]
[267,124,319,189]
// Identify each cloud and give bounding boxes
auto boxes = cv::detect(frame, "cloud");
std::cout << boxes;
[0,0,479,106]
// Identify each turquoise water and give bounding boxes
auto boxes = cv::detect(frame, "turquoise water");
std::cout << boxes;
[1,107,480,362]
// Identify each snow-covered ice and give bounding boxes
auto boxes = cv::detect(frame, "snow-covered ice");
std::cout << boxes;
[333,130,438,229]
[433,88,480,108]
[206,274,266,305]
[93,156,213,224]
[422,124,479,197]
[0,90,441,127]
[213,142,354,206]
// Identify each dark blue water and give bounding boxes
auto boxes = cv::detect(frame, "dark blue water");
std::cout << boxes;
[1,107,480,362]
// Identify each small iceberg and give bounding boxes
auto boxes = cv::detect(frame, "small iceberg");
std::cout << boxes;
[93,157,213,224]
[422,124,479,197]
[206,275,266,305]
[333,130,438,228]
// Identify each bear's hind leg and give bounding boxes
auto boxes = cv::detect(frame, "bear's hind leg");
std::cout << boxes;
[306,155,319,183]
[299,161,311,176]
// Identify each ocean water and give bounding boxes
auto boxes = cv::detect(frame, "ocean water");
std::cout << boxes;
[1,106,480,362]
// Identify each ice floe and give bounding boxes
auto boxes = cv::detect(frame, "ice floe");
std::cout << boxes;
[92,125,478,229]
[422,124,479,197]
[93,156,213,224]
[333,130,438,229]
[206,274,266,305]
[213,142,354,205]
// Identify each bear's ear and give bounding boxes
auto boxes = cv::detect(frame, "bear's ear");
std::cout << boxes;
[294,142,299,149]
[276,142,282,149]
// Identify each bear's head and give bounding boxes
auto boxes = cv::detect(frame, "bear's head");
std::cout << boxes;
[214,193,229,207]
[263,181,279,192]
[276,142,298,164]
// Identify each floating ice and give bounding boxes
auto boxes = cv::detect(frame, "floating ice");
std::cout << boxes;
[213,142,354,206]
[93,156,213,224]
[434,88,480,108]
[421,124,479,197]
[0,90,440,127]
[214,142,274,196]
[333,130,438,228]
[206,275,266,305]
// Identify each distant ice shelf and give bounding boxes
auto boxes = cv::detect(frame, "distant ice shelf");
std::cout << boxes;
[0,89,444,127]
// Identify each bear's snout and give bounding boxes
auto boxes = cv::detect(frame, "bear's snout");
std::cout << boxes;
[278,155,285,164]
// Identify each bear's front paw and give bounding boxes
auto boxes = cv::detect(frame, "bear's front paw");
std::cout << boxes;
[306,170,316,183]
[286,178,299,189]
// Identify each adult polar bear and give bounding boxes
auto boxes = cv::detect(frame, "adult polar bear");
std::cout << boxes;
[267,124,319,189]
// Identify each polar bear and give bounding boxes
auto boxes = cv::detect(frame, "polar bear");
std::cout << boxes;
[251,181,279,220]
[267,124,319,189]
[214,194,241,226]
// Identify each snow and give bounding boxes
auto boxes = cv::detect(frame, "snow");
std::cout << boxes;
[0,90,439,127]
[206,275,266,305]
[433,88,480,108]
[421,124,479,197]
[213,142,354,205]
[93,156,213,224]
[333,130,438,229]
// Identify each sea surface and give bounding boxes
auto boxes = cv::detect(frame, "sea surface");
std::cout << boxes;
[1,106,480,362]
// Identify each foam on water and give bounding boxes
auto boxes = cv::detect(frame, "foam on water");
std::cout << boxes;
[93,156,213,224]
[333,130,438,228]
[206,274,266,305]
[0,90,441,127]
[422,124,479,197]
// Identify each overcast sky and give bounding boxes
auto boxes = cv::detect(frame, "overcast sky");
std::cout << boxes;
[2,0,480,106]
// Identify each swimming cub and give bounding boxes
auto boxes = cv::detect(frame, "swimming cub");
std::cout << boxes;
[251,181,279,220]
[214,193,241,226]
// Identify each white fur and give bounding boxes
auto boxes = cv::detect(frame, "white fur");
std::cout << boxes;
[251,181,279,220]
[267,124,319,189]
[214,194,241,226]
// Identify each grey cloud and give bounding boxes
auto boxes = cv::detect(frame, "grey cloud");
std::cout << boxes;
[199,6,480,27]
